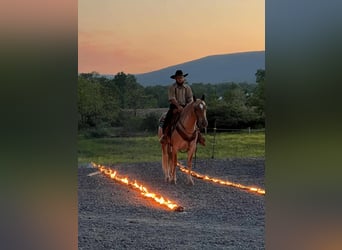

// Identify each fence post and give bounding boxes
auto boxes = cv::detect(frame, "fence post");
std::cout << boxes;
[211,120,217,159]
[248,127,251,134]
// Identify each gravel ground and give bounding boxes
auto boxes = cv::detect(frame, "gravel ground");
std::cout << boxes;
[78,158,265,250]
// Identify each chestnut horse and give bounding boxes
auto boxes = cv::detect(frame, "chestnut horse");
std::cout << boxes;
[158,96,208,185]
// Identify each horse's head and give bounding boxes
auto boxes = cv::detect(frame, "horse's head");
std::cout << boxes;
[193,95,208,129]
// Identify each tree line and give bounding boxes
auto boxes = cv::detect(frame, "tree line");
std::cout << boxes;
[78,69,265,135]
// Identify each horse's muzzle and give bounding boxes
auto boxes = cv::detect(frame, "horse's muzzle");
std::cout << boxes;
[198,119,208,129]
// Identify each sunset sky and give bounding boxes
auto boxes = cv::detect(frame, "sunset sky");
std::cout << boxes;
[78,0,264,74]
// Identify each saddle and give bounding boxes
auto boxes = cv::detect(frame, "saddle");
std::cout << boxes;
[166,112,181,138]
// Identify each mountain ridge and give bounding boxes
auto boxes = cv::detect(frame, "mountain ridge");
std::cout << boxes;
[103,51,265,86]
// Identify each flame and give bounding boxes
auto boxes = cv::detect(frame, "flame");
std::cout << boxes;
[91,162,183,211]
[177,162,265,195]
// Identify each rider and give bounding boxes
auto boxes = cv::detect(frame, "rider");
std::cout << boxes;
[159,69,205,146]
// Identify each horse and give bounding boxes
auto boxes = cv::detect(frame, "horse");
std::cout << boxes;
[158,95,208,185]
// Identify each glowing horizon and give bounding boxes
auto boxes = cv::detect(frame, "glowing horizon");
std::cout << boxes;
[79,0,264,75]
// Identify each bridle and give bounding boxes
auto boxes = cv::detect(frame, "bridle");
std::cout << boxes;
[194,99,207,129]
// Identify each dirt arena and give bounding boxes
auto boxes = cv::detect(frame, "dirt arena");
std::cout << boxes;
[78,158,265,249]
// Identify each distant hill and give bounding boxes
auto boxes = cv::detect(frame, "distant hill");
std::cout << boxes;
[133,51,265,86]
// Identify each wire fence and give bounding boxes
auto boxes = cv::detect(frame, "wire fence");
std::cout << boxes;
[193,127,265,160]
[204,127,265,133]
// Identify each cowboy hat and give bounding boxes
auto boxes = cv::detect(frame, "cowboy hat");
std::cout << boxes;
[170,70,188,79]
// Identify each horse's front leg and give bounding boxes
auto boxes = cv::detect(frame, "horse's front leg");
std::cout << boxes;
[186,151,194,185]
[170,150,177,184]
[186,144,197,185]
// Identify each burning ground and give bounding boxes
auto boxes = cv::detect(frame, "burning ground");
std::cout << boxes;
[78,158,265,249]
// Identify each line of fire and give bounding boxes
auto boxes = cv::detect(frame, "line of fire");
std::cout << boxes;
[177,162,265,195]
[91,162,184,212]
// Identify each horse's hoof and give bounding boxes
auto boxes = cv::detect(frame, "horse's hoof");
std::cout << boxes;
[170,179,176,185]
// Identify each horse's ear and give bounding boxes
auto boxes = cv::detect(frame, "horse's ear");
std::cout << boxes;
[193,95,196,101]
[201,94,205,101]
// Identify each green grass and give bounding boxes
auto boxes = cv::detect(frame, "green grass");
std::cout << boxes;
[78,132,265,165]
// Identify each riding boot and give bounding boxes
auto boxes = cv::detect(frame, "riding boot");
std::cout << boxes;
[197,132,206,146]
[159,126,169,144]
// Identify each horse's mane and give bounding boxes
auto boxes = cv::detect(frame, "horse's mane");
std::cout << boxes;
[181,99,201,116]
